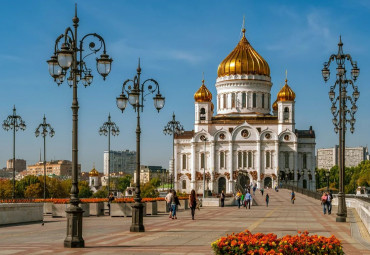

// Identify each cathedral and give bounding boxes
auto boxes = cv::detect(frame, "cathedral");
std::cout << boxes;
[174,26,316,195]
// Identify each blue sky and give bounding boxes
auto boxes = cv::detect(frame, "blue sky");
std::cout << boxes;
[0,0,369,172]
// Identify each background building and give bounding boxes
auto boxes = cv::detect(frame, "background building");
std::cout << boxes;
[317,146,369,170]
[27,160,81,177]
[103,150,136,175]
[134,165,168,184]
[6,159,26,173]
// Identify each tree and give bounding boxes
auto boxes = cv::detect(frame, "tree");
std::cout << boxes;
[16,175,40,198]
[141,182,159,198]
[92,187,108,198]
[113,175,132,193]
[149,177,161,188]
[48,178,69,198]
[78,181,92,198]
[0,179,13,199]
[24,183,43,198]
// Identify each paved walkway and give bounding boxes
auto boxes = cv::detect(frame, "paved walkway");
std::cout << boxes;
[0,189,369,255]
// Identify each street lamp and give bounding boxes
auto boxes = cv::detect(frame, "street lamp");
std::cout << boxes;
[322,36,360,222]
[99,113,119,207]
[163,113,184,190]
[35,115,55,200]
[47,5,113,248]
[2,106,26,199]
[116,59,165,232]
[200,135,208,199]
[326,170,330,193]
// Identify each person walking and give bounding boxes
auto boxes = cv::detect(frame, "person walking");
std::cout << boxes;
[327,191,333,215]
[265,193,269,207]
[260,187,264,196]
[291,190,295,204]
[171,190,180,219]
[189,189,197,220]
[107,193,114,215]
[236,190,242,209]
[253,184,257,195]
[244,190,252,209]
[220,190,225,207]
[241,192,245,207]
[321,192,328,215]
[165,189,173,218]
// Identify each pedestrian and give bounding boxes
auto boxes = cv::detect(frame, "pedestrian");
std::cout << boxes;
[236,190,242,209]
[291,190,295,204]
[321,192,328,215]
[260,187,264,196]
[220,190,225,207]
[171,190,180,219]
[244,190,252,209]
[241,192,245,207]
[265,193,269,207]
[253,184,257,195]
[189,189,197,220]
[327,191,333,215]
[165,189,173,218]
[107,192,114,215]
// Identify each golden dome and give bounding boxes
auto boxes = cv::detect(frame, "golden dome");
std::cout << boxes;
[272,100,278,111]
[217,28,270,78]
[194,79,212,102]
[277,79,296,102]
[89,168,99,177]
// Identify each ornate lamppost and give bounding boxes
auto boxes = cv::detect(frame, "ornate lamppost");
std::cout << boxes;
[322,36,360,222]
[163,113,184,190]
[116,60,165,232]
[2,106,26,199]
[326,170,330,193]
[99,113,120,205]
[46,5,113,247]
[35,115,55,200]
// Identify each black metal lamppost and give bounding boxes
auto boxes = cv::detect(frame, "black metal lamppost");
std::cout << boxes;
[163,113,184,190]
[116,60,165,232]
[325,170,330,192]
[322,36,360,222]
[47,5,113,247]
[99,114,120,205]
[2,106,26,199]
[35,115,55,200]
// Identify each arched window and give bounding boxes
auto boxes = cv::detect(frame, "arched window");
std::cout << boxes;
[182,154,186,170]
[243,151,247,168]
[262,94,265,109]
[242,93,246,108]
[200,107,206,120]
[266,151,270,168]
[248,151,252,168]
[231,93,236,108]
[220,151,225,168]
[238,151,242,168]
[303,153,307,169]
[182,180,186,189]
[285,152,289,168]
[201,153,205,169]
[92,179,95,186]
[223,94,226,109]
[253,93,256,108]
[284,107,289,121]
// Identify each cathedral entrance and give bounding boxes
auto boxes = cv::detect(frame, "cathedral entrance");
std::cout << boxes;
[218,177,226,194]
[303,179,307,189]
[264,177,272,188]
[237,172,250,191]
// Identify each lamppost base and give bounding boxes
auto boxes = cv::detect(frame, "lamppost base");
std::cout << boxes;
[64,205,84,248]
[336,215,346,222]
[130,202,145,232]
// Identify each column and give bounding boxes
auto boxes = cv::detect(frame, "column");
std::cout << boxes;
[294,143,298,186]
[174,141,178,190]
[210,141,215,192]
[228,141,233,193]
[274,141,279,184]
[191,142,196,190]
[256,141,261,188]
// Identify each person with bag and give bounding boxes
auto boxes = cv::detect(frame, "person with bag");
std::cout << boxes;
[244,190,252,209]
[165,189,173,218]
[291,190,295,204]
[241,192,245,207]
[236,190,242,209]
[220,190,225,207]
[327,191,333,215]
[189,189,197,220]
[265,193,269,207]
[321,192,328,215]
[171,190,180,219]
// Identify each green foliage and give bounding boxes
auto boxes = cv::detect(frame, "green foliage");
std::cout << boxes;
[24,183,43,198]
[78,181,93,198]
[0,179,13,199]
[16,175,40,198]
[149,177,161,188]
[141,182,159,198]
[113,175,132,193]
[92,187,108,198]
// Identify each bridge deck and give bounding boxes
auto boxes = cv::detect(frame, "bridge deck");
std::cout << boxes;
[0,189,369,255]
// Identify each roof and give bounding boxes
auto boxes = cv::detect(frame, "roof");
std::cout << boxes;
[295,127,315,138]
[175,131,195,139]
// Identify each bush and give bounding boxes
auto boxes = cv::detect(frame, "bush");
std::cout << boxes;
[211,230,344,255]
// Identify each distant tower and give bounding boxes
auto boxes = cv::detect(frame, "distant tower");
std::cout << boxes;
[194,76,213,132]
[89,164,100,191]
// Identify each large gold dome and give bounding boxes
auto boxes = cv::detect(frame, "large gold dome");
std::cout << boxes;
[194,79,212,102]
[277,79,296,102]
[217,29,270,78]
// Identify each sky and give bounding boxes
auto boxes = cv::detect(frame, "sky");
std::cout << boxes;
[0,0,369,173]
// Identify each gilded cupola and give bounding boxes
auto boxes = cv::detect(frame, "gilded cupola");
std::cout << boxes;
[272,100,278,111]
[277,79,296,102]
[217,28,270,78]
[194,79,212,102]
[89,167,99,177]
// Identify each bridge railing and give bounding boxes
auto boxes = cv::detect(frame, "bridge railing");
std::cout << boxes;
[281,184,322,200]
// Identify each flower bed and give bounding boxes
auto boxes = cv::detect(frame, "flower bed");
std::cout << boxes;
[211,230,344,255]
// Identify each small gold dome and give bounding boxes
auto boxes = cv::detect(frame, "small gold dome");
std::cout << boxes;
[194,80,212,102]
[217,28,270,78]
[89,168,99,177]
[277,79,296,102]
[272,100,278,111]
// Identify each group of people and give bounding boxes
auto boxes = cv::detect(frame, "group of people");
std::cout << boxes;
[321,191,333,215]
[235,184,270,209]
[165,189,199,220]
